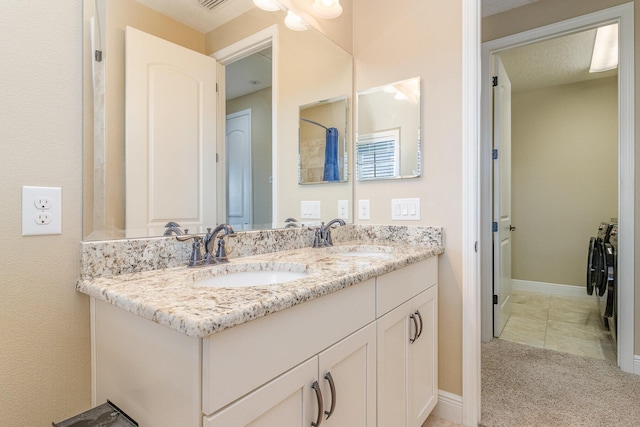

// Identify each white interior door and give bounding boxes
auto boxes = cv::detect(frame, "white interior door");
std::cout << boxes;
[493,55,513,337]
[125,26,217,237]
[226,109,253,228]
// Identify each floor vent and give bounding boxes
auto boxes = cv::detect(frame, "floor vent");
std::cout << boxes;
[199,0,228,10]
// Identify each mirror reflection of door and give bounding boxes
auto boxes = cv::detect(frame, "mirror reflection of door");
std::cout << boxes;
[225,48,273,230]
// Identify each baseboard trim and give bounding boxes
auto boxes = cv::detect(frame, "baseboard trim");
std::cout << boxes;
[512,279,588,298]
[432,390,463,424]
[634,355,640,375]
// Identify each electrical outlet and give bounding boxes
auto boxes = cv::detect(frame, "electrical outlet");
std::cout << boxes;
[358,200,370,220]
[22,186,62,236]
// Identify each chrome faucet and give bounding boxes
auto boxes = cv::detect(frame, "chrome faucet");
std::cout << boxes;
[284,217,301,228]
[175,224,237,267]
[312,218,346,248]
[163,221,186,236]
[204,224,237,263]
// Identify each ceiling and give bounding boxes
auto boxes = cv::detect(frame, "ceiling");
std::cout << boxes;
[136,0,254,33]
[497,27,618,93]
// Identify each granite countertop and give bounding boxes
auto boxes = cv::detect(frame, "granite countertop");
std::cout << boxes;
[76,240,443,338]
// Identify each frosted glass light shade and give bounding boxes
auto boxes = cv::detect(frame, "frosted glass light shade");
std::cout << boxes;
[311,0,343,19]
[253,0,280,11]
[284,11,309,31]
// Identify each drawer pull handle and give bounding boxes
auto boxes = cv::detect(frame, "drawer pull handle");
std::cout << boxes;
[409,313,419,343]
[324,372,336,419]
[415,310,424,339]
[311,381,324,427]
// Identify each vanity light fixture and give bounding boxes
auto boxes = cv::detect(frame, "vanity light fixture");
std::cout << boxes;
[285,10,309,31]
[253,0,281,12]
[589,23,618,73]
[311,0,343,19]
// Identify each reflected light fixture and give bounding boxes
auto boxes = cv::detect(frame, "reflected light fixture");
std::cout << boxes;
[311,0,343,19]
[589,23,618,73]
[253,0,281,12]
[285,11,309,31]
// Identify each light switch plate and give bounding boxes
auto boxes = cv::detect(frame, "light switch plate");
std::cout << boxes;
[391,198,420,220]
[22,186,62,236]
[338,200,349,220]
[301,201,321,219]
[358,200,370,220]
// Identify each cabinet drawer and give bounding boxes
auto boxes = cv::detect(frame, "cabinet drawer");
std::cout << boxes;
[202,278,376,415]
[376,257,437,317]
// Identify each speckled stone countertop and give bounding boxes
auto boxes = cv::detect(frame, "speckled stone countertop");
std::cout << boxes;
[77,237,443,338]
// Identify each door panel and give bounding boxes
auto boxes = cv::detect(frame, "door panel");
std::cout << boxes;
[125,26,217,237]
[493,55,513,336]
[226,109,252,227]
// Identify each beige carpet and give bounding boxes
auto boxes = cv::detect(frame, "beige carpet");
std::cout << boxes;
[481,339,640,427]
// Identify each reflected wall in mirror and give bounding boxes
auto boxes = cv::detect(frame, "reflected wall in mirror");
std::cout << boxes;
[299,96,348,184]
[356,76,421,181]
[82,0,353,240]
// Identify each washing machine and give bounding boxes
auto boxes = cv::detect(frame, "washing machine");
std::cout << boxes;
[586,222,617,332]
[605,225,618,345]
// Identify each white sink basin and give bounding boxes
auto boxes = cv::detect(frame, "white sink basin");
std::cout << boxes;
[194,270,309,288]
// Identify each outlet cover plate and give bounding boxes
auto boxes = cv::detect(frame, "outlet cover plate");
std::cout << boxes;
[22,186,62,236]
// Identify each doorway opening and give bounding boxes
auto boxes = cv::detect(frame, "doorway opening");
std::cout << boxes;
[490,26,619,363]
[479,3,635,378]
[213,26,277,230]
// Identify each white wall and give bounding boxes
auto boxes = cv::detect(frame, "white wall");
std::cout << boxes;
[0,1,90,424]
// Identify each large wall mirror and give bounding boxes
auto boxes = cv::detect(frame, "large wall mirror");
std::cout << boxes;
[356,76,421,181]
[82,0,353,240]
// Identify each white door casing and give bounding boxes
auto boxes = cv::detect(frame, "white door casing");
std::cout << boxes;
[226,109,253,228]
[125,26,217,237]
[492,56,513,337]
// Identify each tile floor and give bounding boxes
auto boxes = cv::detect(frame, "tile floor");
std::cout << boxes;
[498,290,616,362]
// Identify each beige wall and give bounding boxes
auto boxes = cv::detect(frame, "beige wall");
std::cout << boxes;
[511,77,618,286]
[354,0,464,395]
[482,0,640,365]
[227,87,274,226]
[0,1,89,425]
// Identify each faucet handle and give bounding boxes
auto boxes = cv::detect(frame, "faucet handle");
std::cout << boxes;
[215,236,230,262]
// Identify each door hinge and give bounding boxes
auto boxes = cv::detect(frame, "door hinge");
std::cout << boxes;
[492,149,498,160]
[216,82,219,93]
[492,222,498,232]
[493,295,498,304]
[216,153,219,163]
[492,76,498,87]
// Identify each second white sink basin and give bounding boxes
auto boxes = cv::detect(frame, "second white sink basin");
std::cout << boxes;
[194,270,309,288]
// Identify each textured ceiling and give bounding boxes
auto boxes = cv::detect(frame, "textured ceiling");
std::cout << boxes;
[498,28,617,93]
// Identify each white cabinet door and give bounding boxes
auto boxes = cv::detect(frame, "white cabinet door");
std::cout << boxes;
[410,286,438,426]
[319,323,377,427]
[377,299,412,427]
[204,358,317,427]
[377,286,438,427]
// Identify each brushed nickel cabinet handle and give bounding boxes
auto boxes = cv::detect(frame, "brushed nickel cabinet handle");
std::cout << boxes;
[410,313,419,343]
[311,381,324,427]
[415,310,424,340]
[324,372,336,419]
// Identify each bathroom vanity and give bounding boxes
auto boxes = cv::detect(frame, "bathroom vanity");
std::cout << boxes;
[78,227,442,427]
